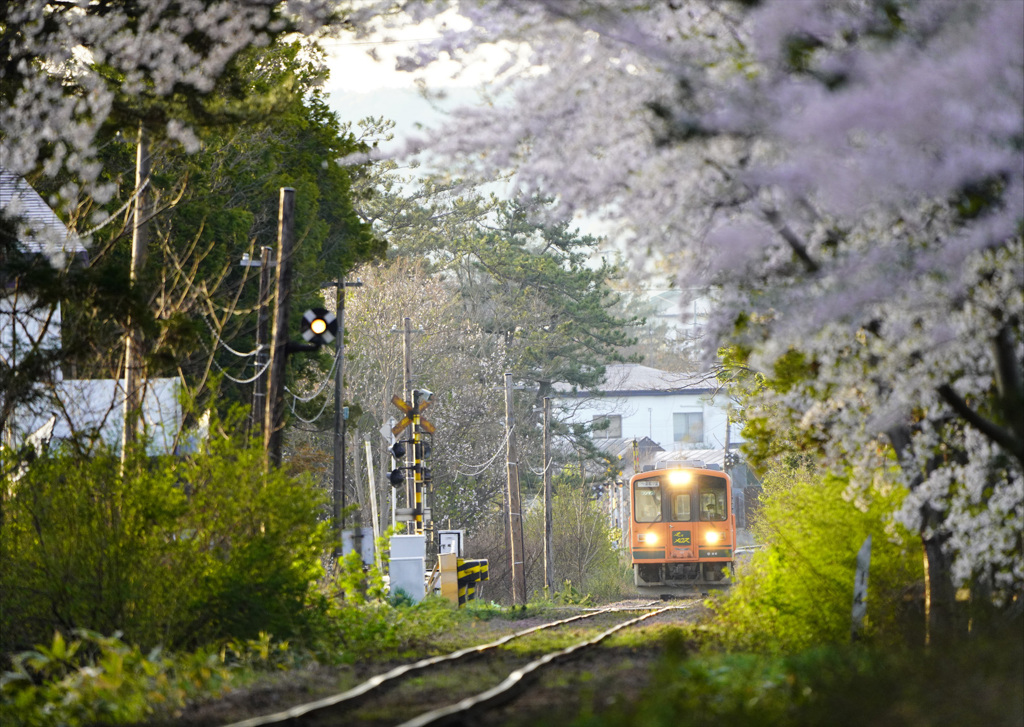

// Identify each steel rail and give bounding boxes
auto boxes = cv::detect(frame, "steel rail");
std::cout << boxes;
[220,603,663,727]
[399,604,688,727]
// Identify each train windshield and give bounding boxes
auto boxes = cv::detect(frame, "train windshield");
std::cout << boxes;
[698,476,728,521]
[633,479,662,522]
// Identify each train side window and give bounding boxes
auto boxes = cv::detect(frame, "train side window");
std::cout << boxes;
[698,476,728,521]
[633,480,662,523]
[671,493,692,522]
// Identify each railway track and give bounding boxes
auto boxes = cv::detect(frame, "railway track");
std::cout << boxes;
[221,600,699,727]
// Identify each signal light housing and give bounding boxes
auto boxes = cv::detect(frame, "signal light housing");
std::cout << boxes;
[300,307,337,346]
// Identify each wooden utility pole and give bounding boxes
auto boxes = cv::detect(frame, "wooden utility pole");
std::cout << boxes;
[505,373,526,605]
[121,123,150,461]
[332,284,345,553]
[251,245,273,438]
[264,188,295,468]
[332,280,362,549]
[543,396,554,594]
[402,316,414,532]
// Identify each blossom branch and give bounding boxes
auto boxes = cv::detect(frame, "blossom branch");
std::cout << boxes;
[936,384,1024,470]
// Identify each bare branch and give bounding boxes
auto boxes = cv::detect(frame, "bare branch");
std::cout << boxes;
[937,384,1024,469]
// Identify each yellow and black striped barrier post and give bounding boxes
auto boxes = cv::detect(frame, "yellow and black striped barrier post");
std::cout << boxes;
[457,558,489,606]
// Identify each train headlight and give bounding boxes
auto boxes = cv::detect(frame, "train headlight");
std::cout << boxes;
[668,470,693,486]
[705,530,721,545]
[641,532,658,545]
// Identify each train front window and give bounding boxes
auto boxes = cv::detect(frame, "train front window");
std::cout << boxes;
[698,476,728,521]
[633,479,662,523]
[671,493,692,521]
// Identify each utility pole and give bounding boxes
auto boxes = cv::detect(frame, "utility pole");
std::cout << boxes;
[543,396,554,594]
[121,122,150,462]
[505,373,526,605]
[330,279,361,551]
[402,316,414,533]
[264,188,295,468]
[251,245,273,438]
[332,284,345,553]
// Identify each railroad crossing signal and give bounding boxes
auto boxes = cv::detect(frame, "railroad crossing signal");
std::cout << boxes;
[300,307,337,346]
[391,390,436,534]
[386,440,407,487]
[391,392,435,436]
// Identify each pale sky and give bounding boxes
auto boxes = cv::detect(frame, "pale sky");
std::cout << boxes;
[322,14,512,147]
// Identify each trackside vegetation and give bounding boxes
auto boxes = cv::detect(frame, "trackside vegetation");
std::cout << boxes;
[3,456,1021,724]
[0,417,328,656]
[567,463,1022,727]
[711,465,925,652]
[573,630,1023,727]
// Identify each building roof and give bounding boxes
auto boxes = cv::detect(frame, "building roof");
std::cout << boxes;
[0,168,86,263]
[651,448,729,469]
[557,363,718,396]
[10,378,182,455]
[593,436,664,461]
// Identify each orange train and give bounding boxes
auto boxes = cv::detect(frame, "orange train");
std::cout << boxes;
[629,465,736,588]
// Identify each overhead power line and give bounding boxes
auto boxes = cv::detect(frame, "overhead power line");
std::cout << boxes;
[452,424,515,477]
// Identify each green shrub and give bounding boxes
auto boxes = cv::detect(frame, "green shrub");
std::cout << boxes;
[551,579,596,607]
[709,465,923,652]
[0,630,233,727]
[522,471,631,602]
[0,414,328,657]
[573,619,1023,727]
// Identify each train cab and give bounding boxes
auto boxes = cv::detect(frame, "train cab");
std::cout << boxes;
[629,466,736,587]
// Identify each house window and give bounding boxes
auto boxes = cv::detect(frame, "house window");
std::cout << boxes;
[592,414,622,439]
[673,412,704,444]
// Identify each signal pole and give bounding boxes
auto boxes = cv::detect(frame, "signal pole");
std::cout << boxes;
[328,279,362,552]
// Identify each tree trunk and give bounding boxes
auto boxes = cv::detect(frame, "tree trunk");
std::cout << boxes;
[920,502,959,643]
[886,424,963,644]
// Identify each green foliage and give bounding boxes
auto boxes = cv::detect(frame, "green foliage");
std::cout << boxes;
[550,580,596,607]
[387,589,417,609]
[219,631,297,671]
[0,630,233,727]
[54,40,382,418]
[709,465,923,652]
[336,550,388,606]
[523,470,631,603]
[573,621,1023,727]
[445,197,641,391]
[718,344,827,470]
[0,413,328,657]
[299,597,402,665]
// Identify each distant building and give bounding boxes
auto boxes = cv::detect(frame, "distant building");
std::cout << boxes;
[554,363,759,537]
[554,363,741,457]
[13,378,183,456]
[1,169,182,454]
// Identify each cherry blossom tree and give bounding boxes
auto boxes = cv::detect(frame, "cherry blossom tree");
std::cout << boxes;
[1,0,357,211]
[359,0,1023,626]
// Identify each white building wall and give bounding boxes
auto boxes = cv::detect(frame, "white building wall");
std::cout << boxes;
[559,390,737,452]
[11,378,183,455]
[1,296,63,381]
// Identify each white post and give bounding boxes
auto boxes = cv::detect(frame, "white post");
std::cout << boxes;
[364,439,381,570]
[851,535,872,641]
